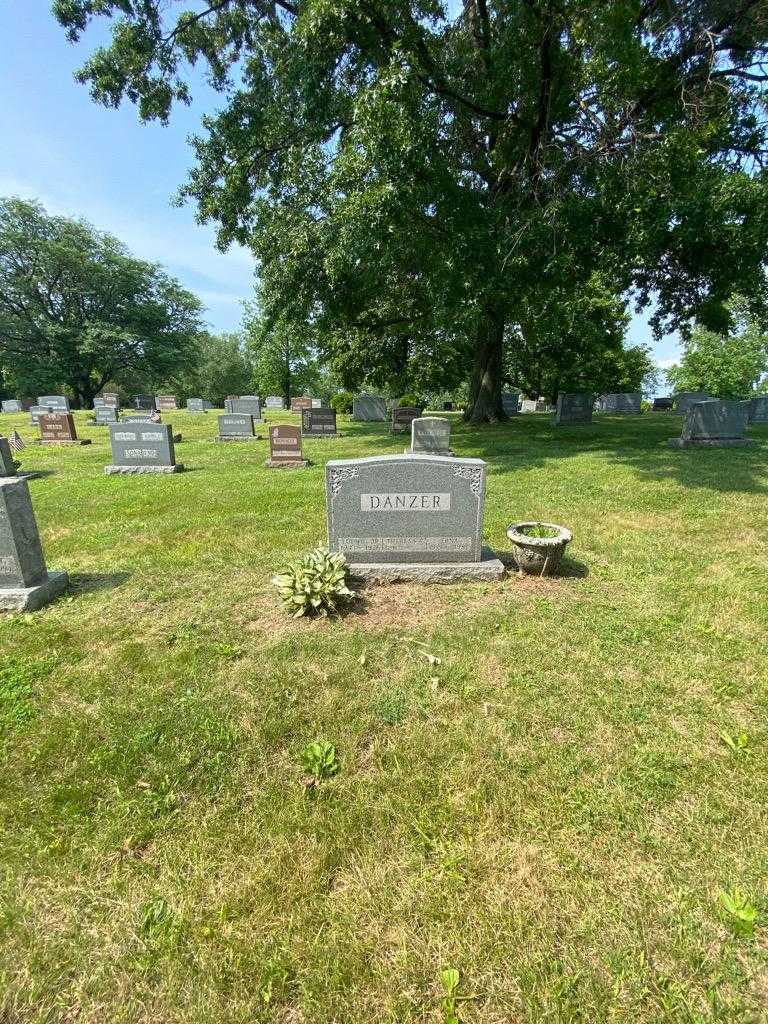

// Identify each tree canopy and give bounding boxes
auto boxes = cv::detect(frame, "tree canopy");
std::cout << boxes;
[55,1,768,419]
[666,295,768,399]
[0,197,203,406]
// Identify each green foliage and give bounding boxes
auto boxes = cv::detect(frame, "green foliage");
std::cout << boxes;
[666,296,768,400]
[719,730,750,755]
[271,547,355,618]
[440,968,472,1024]
[0,197,203,407]
[330,391,353,414]
[243,301,324,402]
[397,394,423,408]
[299,740,340,782]
[519,524,560,539]
[717,888,759,937]
[183,332,253,407]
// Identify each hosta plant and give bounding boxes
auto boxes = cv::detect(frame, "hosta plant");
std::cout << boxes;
[272,547,355,618]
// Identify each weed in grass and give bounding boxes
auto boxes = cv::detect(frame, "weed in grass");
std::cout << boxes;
[138,897,182,944]
[719,729,751,754]
[440,968,474,1024]
[299,740,340,786]
[718,888,759,937]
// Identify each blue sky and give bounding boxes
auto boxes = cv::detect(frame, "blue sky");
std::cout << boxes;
[0,2,678,377]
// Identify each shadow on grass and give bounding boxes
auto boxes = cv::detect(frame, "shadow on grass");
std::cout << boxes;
[356,414,768,495]
[67,572,131,596]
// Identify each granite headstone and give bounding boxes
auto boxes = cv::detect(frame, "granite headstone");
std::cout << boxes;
[553,393,593,426]
[652,397,674,411]
[37,395,70,412]
[266,424,308,467]
[224,396,262,419]
[187,397,206,412]
[156,395,178,411]
[94,406,119,425]
[407,416,454,456]
[520,399,538,413]
[0,477,68,610]
[502,392,520,416]
[216,413,259,441]
[391,406,423,433]
[598,392,641,414]
[352,393,388,421]
[265,395,286,410]
[131,394,157,411]
[291,396,313,413]
[674,391,714,416]
[39,413,90,445]
[748,395,768,423]
[1,400,24,414]
[0,438,21,476]
[302,407,338,437]
[105,423,183,473]
[668,400,753,448]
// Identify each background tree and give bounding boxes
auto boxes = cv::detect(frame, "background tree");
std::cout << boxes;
[175,331,253,405]
[55,1,768,421]
[243,302,325,401]
[0,197,203,407]
[666,295,768,399]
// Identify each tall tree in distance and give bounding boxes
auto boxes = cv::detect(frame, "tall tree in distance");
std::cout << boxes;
[0,198,203,407]
[243,302,323,402]
[55,1,768,420]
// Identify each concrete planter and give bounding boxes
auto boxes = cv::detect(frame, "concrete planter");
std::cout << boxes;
[506,521,572,576]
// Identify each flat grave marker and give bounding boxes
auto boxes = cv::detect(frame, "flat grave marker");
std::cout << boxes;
[668,400,753,448]
[266,424,308,468]
[302,407,339,437]
[105,422,183,474]
[407,416,454,456]
[325,454,503,582]
[39,413,90,446]
[553,393,593,426]
[0,477,68,610]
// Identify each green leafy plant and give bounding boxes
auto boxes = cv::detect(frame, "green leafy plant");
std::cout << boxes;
[330,391,353,414]
[519,524,560,539]
[440,968,473,1024]
[299,740,340,783]
[272,547,355,618]
[718,887,758,937]
[719,730,750,754]
[398,394,423,408]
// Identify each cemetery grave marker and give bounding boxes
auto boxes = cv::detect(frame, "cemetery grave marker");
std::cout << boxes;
[520,398,538,412]
[502,392,520,416]
[187,397,206,412]
[38,395,70,412]
[311,398,323,408]
[325,454,504,582]
[225,396,262,419]
[553,393,593,426]
[302,407,339,437]
[265,395,286,410]
[105,423,184,473]
[131,394,157,411]
[391,406,423,433]
[94,406,118,425]
[668,400,753,448]
[0,477,68,610]
[406,416,454,456]
[673,391,714,415]
[745,395,768,423]
[443,401,454,411]
[216,413,261,442]
[2,400,26,414]
[0,438,21,476]
[598,392,642,414]
[291,396,313,413]
[266,424,309,468]
[652,397,674,411]
[352,393,387,421]
[96,393,120,409]
[156,394,178,411]
[39,413,91,446]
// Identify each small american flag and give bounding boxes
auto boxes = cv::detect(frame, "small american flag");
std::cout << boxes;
[8,430,25,452]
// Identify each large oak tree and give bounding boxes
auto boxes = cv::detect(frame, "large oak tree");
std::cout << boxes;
[54,1,768,420]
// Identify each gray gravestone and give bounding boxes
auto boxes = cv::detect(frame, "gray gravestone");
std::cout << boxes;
[325,454,503,582]
[95,394,119,410]
[407,416,454,456]
[94,406,118,425]
[39,413,90,446]
[598,392,641,414]
[311,398,323,409]
[38,395,70,412]
[520,399,538,413]
[0,477,68,610]
[187,397,205,412]
[553,393,593,426]
[225,397,262,419]
[392,406,423,433]
[0,438,20,476]
[502,392,520,416]
[668,400,753,448]
[29,407,48,425]
[653,397,674,411]
[2,400,23,414]
[105,422,183,473]
[302,407,338,437]
[674,391,714,415]
[265,396,286,410]
[266,424,308,467]
[131,394,156,411]
[746,395,768,423]
[352,393,387,421]
[216,413,260,441]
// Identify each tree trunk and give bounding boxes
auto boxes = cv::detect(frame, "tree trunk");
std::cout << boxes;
[466,310,506,423]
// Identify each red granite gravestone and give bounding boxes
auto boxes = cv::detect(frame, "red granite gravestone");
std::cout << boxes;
[266,424,309,468]
[39,413,91,446]
[156,395,178,411]
[290,396,313,413]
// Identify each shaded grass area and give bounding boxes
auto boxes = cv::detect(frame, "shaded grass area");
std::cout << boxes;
[1,409,767,1023]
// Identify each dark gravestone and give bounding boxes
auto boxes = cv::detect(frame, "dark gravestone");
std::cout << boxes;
[502,392,520,416]
[674,391,714,416]
[216,413,260,441]
[291,396,313,413]
[0,477,68,610]
[325,454,504,582]
[266,424,308,468]
[131,394,157,411]
[746,395,768,423]
[187,397,206,412]
[553,393,593,426]
[265,395,286,410]
[668,400,753,448]
[302,407,338,437]
[407,416,453,456]
[39,413,90,446]
[391,406,423,433]
[105,423,183,473]
[652,397,674,411]
[156,395,178,411]
[598,392,642,414]
[225,397,262,419]
[0,438,21,476]
[2,400,23,414]
[352,393,387,421]
[38,395,70,412]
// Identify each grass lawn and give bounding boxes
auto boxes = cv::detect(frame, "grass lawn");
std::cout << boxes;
[1,409,767,1023]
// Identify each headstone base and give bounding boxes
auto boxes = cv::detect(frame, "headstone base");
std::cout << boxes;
[347,546,505,584]
[214,434,263,442]
[39,439,91,446]
[303,432,341,439]
[104,464,185,474]
[667,438,754,449]
[0,570,68,612]
[404,448,454,456]
[264,458,310,468]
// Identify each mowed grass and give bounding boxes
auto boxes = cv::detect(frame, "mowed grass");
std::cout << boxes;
[1,409,768,1024]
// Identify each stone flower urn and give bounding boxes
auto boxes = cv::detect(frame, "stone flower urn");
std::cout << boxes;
[506,521,572,576]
